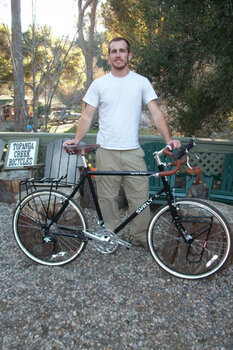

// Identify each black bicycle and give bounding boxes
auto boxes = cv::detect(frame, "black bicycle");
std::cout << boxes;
[12,140,232,279]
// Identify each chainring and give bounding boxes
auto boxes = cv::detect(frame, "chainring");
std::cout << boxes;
[93,228,119,254]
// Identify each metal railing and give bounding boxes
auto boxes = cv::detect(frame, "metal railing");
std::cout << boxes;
[0,132,232,175]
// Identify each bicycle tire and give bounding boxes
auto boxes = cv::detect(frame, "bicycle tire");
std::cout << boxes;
[13,190,87,266]
[147,199,232,279]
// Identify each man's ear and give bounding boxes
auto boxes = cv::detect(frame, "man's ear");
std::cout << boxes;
[128,52,133,60]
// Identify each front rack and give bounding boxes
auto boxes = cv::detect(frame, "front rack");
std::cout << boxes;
[19,175,75,202]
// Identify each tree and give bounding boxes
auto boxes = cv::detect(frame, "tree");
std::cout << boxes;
[93,31,110,73]
[23,24,85,131]
[11,0,27,131]
[55,37,86,111]
[77,0,98,90]
[0,25,13,91]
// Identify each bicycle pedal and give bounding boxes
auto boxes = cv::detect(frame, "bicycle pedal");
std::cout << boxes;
[128,236,133,244]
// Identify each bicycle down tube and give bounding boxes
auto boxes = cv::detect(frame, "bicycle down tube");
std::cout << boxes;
[45,165,172,237]
[84,166,173,235]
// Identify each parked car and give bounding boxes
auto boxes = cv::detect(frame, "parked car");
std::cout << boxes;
[49,110,81,123]
[60,111,81,122]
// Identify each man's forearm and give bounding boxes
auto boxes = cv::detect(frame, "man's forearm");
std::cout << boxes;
[74,115,93,144]
[63,104,96,147]
[147,100,171,143]
[154,113,172,144]
[73,104,96,143]
[147,99,181,148]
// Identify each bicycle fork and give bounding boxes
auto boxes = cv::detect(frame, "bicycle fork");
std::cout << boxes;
[169,202,215,264]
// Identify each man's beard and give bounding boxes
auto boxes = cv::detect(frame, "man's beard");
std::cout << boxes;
[111,59,129,70]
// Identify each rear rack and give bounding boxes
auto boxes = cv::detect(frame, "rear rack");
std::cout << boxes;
[19,176,76,202]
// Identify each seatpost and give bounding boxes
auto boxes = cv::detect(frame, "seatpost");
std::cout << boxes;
[80,154,88,168]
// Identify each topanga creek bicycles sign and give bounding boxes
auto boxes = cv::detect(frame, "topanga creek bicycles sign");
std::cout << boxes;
[4,140,39,169]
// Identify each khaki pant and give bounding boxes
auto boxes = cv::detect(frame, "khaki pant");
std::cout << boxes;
[96,147,150,243]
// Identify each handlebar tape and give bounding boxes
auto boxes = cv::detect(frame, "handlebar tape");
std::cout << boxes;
[172,139,195,160]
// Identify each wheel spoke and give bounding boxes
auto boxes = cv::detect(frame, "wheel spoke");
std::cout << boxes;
[148,199,232,279]
[13,190,87,266]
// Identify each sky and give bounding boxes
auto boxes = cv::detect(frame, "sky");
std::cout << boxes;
[0,0,79,38]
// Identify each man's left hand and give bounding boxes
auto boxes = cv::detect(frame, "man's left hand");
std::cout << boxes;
[167,140,182,149]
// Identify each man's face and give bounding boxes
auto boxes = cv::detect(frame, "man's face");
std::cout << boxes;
[108,40,132,70]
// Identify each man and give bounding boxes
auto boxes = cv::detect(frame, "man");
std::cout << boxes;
[63,37,181,248]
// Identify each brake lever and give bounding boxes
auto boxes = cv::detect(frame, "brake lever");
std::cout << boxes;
[186,154,193,169]
[186,152,199,170]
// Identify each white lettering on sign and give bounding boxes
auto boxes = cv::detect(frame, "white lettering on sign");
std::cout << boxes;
[5,140,38,169]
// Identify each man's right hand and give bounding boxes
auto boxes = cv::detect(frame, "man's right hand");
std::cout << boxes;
[62,139,79,148]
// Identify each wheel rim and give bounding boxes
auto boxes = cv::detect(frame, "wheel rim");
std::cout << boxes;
[148,200,231,279]
[13,191,86,266]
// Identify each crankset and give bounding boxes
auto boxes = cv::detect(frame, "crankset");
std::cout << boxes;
[81,227,132,253]
[93,228,119,254]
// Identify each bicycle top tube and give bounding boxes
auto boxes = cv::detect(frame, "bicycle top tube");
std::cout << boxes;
[64,139,195,178]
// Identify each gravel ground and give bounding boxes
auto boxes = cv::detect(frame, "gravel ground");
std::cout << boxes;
[0,202,233,350]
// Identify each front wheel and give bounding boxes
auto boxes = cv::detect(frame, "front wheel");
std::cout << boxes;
[147,199,232,279]
[13,190,87,266]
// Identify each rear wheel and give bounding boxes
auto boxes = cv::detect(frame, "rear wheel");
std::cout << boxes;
[147,199,232,279]
[13,190,87,266]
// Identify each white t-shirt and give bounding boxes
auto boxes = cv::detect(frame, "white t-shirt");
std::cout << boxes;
[83,71,158,150]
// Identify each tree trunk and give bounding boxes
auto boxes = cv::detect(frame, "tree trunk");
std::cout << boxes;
[78,0,98,90]
[11,0,27,131]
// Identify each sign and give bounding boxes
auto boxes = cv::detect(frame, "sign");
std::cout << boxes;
[4,140,39,169]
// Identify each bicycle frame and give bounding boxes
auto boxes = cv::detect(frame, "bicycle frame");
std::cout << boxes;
[49,159,174,239]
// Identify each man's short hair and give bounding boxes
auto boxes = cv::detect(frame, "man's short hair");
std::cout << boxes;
[108,37,131,53]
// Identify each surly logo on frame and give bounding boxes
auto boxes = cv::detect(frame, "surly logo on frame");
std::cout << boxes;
[136,198,153,214]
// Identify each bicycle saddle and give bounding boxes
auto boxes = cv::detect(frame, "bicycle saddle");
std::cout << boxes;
[64,144,100,155]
